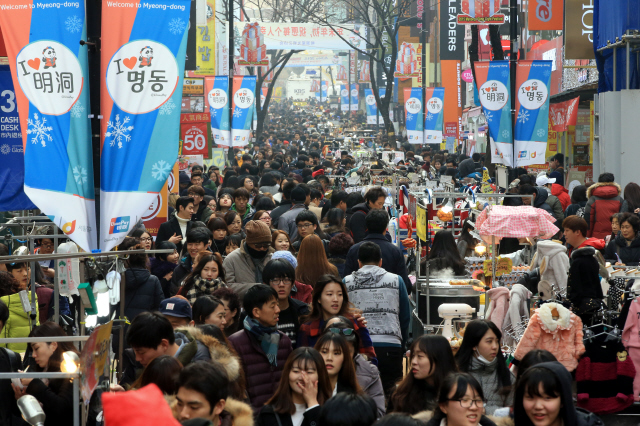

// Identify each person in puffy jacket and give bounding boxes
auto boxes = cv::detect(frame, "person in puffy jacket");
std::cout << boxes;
[149,241,179,299]
[552,182,571,211]
[117,238,164,322]
[584,173,623,239]
[514,362,604,426]
[605,212,640,266]
[0,271,39,353]
[348,187,387,243]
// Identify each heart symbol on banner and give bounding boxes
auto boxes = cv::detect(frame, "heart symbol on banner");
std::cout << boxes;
[123,57,137,70]
[27,58,41,70]
[525,86,531,91]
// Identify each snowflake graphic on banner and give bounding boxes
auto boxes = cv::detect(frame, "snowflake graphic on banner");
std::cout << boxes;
[159,100,176,116]
[501,70,509,78]
[484,111,493,122]
[543,69,551,77]
[27,113,53,147]
[518,110,530,124]
[425,113,434,121]
[151,160,171,181]
[210,109,217,118]
[168,18,186,35]
[537,128,546,138]
[70,102,85,118]
[233,107,243,118]
[73,166,87,184]
[540,103,548,111]
[0,144,9,155]
[105,114,134,148]
[502,129,511,139]
[406,114,413,122]
[65,15,82,33]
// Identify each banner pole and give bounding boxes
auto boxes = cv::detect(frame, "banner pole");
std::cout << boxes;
[87,0,101,241]
[510,0,518,166]
[421,3,427,144]
[229,1,234,150]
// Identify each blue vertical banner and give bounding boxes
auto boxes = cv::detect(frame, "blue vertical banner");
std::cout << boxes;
[340,84,349,112]
[205,76,231,147]
[473,60,513,167]
[0,0,96,250]
[424,87,445,144]
[514,60,553,167]
[350,83,359,111]
[0,66,36,211]
[100,0,191,251]
[364,88,377,124]
[231,75,256,147]
[403,87,423,144]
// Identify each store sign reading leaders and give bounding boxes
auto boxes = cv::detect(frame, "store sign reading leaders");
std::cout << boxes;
[440,0,465,60]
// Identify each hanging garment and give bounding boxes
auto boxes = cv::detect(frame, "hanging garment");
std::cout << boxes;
[514,302,585,371]
[576,340,635,413]
[502,284,533,347]
[530,240,570,292]
[621,297,640,400]
[485,287,510,329]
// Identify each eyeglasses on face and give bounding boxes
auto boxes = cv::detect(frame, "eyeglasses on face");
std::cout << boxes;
[449,398,485,408]
[327,327,354,336]
[140,237,153,242]
[270,278,292,286]
[297,223,313,229]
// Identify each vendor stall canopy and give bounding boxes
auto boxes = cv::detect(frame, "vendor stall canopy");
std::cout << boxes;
[594,0,640,92]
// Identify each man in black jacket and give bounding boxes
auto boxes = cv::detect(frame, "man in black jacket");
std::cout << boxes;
[344,209,412,295]
[170,228,213,295]
[348,187,387,243]
[270,181,297,224]
[156,197,195,255]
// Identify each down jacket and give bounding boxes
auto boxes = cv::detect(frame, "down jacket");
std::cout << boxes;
[0,293,39,352]
[355,354,386,417]
[486,287,510,329]
[605,231,640,266]
[530,240,570,292]
[584,182,623,239]
[514,302,585,371]
[229,328,293,414]
[223,243,275,304]
[122,268,164,322]
[552,183,571,211]
[348,202,371,243]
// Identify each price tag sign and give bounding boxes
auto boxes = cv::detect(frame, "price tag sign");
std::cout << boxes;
[347,176,361,185]
[440,175,453,184]
[425,180,438,189]
[483,257,513,277]
[416,204,427,241]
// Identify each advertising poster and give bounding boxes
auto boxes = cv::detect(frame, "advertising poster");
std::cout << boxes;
[549,96,579,131]
[99,0,191,251]
[205,76,230,147]
[440,0,465,60]
[404,87,424,145]
[457,0,505,24]
[514,60,553,167]
[80,321,114,403]
[424,87,445,144]
[181,122,209,157]
[231,75,256,147]
[350,83,359,111]
[528,0,563,30]
[195,0,216,75]
[340,85,349,112]
[0,0,96,250]
[474,60,512,166]
[0,65,36,211]
[365,88,377,124]
[394,42,420,78]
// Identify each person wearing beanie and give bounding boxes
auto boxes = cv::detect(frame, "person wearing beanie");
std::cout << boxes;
[223,221,275,304]
[277,185,309,240]
[514,361,604,426]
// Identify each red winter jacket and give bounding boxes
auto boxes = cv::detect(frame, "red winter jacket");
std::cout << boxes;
[584,182,623,239]
[552,183,571,211]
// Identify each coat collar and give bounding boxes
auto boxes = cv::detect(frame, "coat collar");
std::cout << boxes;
[536,302,572,335]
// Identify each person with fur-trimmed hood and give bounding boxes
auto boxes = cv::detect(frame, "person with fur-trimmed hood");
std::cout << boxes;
[174,362,254,426]
[584,173,623,239]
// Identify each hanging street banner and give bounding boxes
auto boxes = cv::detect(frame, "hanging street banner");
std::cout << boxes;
[231,75,256,147]
[0,65,36,211]
[350,84,359,111]
[340,85,349,112]
[365,88,377,124]
[404,87,424,144]
[0,0,96,250]
[194,0,216,74]
[100,0,191,251]
[205,76,230,147]
[394,42,419,78]
[237,22,269,66]
[474,60,512,167]
[457,0,505,24]
[315,81,328,102]
[549,96,579,132]
[285,53,338,67]
[514,60,553,167]
[424,87,445,144]
[233,22,365,51]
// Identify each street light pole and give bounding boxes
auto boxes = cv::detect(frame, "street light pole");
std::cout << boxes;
[228,0,234,159]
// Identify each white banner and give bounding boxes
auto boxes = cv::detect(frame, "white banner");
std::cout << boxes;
[285,53,340,67]
[233,22,365,51]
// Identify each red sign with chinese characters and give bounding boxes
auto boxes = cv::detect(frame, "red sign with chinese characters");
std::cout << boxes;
[181,113,211,123]
[181,122,209,157]
[444,122,458,137]
[549,97,579,132]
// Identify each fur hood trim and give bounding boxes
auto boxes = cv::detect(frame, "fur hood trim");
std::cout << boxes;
[176,326,241,381]
[224,398,254,426]
[536,302,572,337]
[412,410,512,426]
[587,181,621,198]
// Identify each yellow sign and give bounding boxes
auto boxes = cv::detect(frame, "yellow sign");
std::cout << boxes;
[203,148,226,169]
[482,167,490,183]
[481,184,493,194]
[195,0,216,75]
[483,257,513,277]
[80,321,114,402]
[416,204,427,241]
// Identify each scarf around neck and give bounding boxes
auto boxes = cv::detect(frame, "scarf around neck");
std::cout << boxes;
[186,275,226,304]
[243,316,281,366]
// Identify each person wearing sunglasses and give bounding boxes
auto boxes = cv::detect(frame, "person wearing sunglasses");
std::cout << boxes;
[323,317,385,418]
[425,373,495,426]
[263,259,309,348]
[223,220,275,305]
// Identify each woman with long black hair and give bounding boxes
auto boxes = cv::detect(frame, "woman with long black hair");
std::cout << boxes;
[315,333,362,396]
[178,253,227,304]
[454,319,515,415]
[424,230,467,275]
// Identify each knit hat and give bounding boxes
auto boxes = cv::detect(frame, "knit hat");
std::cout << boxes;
[312,169,325,178]
[245,220,272,244]
[272,250,298,268]
[102,384,180,426]
[291,186,307,203]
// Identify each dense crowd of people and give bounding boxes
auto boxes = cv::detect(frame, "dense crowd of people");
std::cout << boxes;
[3,101,640,426]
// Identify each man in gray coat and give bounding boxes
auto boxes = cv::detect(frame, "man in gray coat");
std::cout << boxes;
[277,186,309,240]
